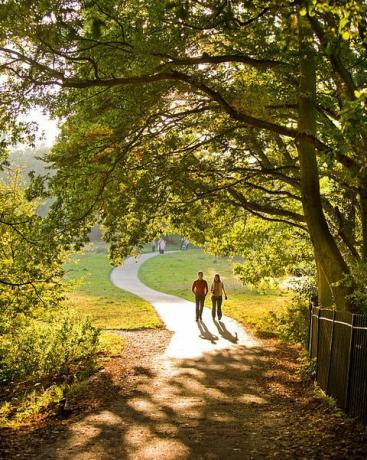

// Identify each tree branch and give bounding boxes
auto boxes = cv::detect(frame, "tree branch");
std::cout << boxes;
[308,15,356,100]
[154,53,289,69]
[227,187,305,223]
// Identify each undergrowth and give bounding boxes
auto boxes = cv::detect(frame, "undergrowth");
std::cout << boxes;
[0,310,124,426]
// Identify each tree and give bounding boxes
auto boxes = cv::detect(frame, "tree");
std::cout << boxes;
[0,0,366,310]
[0,172,64,317]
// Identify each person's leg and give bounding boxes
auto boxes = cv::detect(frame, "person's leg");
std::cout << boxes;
[211,296,216,319]
[199,296,204,319]
[195,296,200,320]
[217,296,223,320]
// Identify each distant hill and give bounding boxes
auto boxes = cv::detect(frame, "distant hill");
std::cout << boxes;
[6,144,51,179]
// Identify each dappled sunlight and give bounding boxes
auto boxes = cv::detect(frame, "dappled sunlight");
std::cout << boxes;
[45,346,304,460]
[237,394,267,405]
[45,344,279,459]
[22,333,367,459]
[20,253,363,459]
[125,430,190,460]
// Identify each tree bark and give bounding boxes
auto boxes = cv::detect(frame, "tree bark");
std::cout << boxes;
[297,13,352,311]
[316,255,333,307]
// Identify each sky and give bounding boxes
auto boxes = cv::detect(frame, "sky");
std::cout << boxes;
[27,109,60,147]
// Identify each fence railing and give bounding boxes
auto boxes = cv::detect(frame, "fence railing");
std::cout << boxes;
[309,307,367,421]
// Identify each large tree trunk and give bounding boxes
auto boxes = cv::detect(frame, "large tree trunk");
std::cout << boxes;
[316,255,333,307]
[297,13,352,311]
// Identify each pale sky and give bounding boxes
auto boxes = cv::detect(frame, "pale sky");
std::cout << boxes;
[27,109,60,147]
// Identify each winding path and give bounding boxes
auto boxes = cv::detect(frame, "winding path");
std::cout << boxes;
[20,252,367,460]
[110,252,258,361]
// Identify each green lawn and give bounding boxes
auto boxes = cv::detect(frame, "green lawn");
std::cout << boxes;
[64,251,162,330]
[138,249,289,333]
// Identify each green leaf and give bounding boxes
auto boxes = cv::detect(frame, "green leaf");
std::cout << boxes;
[300,7,307,16]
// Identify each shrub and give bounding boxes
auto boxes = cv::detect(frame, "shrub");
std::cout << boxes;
[297,351,317,385]
[0,308,99,388]
[268,296,310,345]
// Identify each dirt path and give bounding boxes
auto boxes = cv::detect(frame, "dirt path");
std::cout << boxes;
[2,254,367,459]
[6,329,367,459]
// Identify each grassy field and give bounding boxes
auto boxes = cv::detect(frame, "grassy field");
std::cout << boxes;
[64,250,162,330]
[138,250,289,334]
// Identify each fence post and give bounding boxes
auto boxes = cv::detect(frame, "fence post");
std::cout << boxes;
[326,310,336,394]
[315,308,321,380]
[308,296,319,357]
[345,314,356,412]
[308,303,313,356]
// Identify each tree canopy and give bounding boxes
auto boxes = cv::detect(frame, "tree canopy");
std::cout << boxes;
[0,0,367,311]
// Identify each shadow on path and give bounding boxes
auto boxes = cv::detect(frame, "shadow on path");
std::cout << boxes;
[214,320,238,344]
[22,339,367,460]
[197,320,218,344]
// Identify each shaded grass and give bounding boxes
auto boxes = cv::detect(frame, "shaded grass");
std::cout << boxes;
[64,252,162,330]
[138,250,289,334]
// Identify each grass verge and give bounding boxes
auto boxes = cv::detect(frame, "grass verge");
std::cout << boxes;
[64,251,162,330]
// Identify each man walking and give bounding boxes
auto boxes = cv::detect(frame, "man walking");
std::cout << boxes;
[192,271,208,321]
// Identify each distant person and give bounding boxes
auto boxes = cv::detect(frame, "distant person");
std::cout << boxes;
[151,240,156,252]
[158,238,166,254]
[192,271,208,321]
[210,274,227,320]
[181,238,188,250]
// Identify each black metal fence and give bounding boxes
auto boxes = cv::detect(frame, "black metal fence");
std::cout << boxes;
[309,307,367,421]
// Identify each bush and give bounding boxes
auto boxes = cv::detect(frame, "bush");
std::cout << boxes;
[0,308,99,388]
[297,352,317,385]
[268,296,310,345]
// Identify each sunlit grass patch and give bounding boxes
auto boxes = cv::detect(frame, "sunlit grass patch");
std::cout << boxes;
[98,331,125,358]
[64,251,162,330]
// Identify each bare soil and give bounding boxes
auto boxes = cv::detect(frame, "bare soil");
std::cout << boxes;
[1,328,367,460]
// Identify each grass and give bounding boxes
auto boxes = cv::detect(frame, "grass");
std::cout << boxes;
[138,249,290,334]
[64,250,162,330]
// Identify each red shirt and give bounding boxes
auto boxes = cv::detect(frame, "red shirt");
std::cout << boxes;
[192,279,208,296]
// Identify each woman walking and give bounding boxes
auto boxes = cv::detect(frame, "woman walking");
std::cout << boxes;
[158,238,166,254]
[210,274,227,320]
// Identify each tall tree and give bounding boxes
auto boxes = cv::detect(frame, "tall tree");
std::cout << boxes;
[0,0,366,310]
